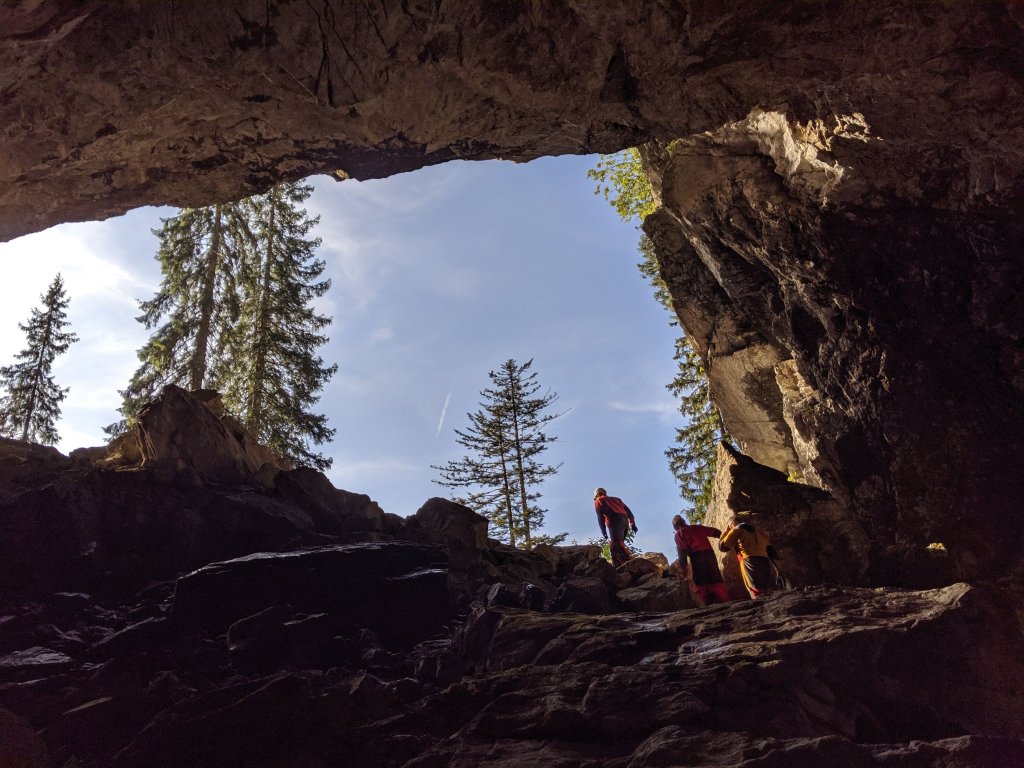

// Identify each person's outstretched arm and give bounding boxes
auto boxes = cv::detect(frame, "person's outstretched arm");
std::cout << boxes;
[719,526,738,552]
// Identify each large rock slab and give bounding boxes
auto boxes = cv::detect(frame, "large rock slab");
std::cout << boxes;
[1,557,1022,767]
[170,542,449,646]
[419,584,1024,765]
[0,390,394,596]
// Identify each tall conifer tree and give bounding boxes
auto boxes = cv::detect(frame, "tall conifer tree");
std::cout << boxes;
[433,359,565,547]
[0,274,79,444]
[108,202,251,433]
[113,184,337,470]
[218,182,337,470]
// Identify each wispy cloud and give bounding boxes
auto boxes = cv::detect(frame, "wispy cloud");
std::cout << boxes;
[434,389,452,439]
[608,396,677,421]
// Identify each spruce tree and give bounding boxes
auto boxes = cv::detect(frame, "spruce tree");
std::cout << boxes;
[218,182,337,470]
[0,274,79,444]
[665,335,726,520]
[108,202,252,433]
[433,359,565,548]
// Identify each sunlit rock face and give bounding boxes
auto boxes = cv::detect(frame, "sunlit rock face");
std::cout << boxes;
[2,1,1023,580]
[645,100,1024,583]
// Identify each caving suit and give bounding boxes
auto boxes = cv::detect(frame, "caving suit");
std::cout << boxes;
[674,524,731,606]
[595,495,635,567]
[719,522,775,598]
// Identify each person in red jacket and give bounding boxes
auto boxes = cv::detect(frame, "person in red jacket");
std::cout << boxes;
[594,487,637,567]
[672,514,731,606]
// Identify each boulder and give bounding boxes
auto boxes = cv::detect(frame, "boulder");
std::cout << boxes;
[573,556,623,591]
[402,498,489,595]
[618,556,663,585]
[640,551,670,569]
[0,647,76,682]
[484,545,557,588]
[0,437,72,496]
[549,544,605,578]
[616,579,695,613]
[407,498,488,550]
[133,386,290,483]
[484,583,547,612]
[548,577,612,615]
[274,468,386,536]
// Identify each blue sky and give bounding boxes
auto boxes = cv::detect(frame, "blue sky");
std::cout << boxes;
[0,155,685,555]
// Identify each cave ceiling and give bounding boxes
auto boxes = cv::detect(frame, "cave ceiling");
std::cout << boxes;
[2,1,1018,240]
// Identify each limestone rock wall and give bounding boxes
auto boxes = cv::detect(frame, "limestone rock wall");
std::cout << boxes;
[644,101,1024,582]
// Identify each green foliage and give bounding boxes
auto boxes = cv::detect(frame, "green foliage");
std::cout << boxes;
[586,528,642,562]
[217,182,337,470]
[586,148,657,222]
[0,274,79,444]
[112,183,337,470]
[666,335,725,522]
[108,202,253,433]
[433,358,566,548]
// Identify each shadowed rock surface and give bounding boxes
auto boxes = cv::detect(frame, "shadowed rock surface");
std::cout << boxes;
[0,398,1022,766]
[2,3,1024,764]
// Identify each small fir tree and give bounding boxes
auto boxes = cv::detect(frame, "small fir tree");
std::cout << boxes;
[433,359,566,548]
[0,274,79,444]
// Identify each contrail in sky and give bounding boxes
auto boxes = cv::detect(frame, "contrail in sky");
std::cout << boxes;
[434,389,452,439]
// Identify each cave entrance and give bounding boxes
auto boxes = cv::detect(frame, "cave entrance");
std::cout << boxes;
[0,155,685,550]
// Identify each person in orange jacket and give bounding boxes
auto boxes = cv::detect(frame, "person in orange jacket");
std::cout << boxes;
[718,515,776,599]
[672,514,731,606]
[593,487,637,567]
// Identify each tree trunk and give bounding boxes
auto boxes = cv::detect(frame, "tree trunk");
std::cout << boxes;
[509,385,532,548]
[497,438,517,548]
[247,193,275,436]
[191,204,222,391]
[20,312,54,442]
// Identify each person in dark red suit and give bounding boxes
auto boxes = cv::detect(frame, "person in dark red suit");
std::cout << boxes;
[672,514,731,606]
[594,487,637,567]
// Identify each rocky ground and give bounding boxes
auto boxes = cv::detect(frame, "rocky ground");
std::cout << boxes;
[1,389,1022,767]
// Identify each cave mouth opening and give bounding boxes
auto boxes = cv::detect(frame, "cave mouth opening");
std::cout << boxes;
[0,156,692,554]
